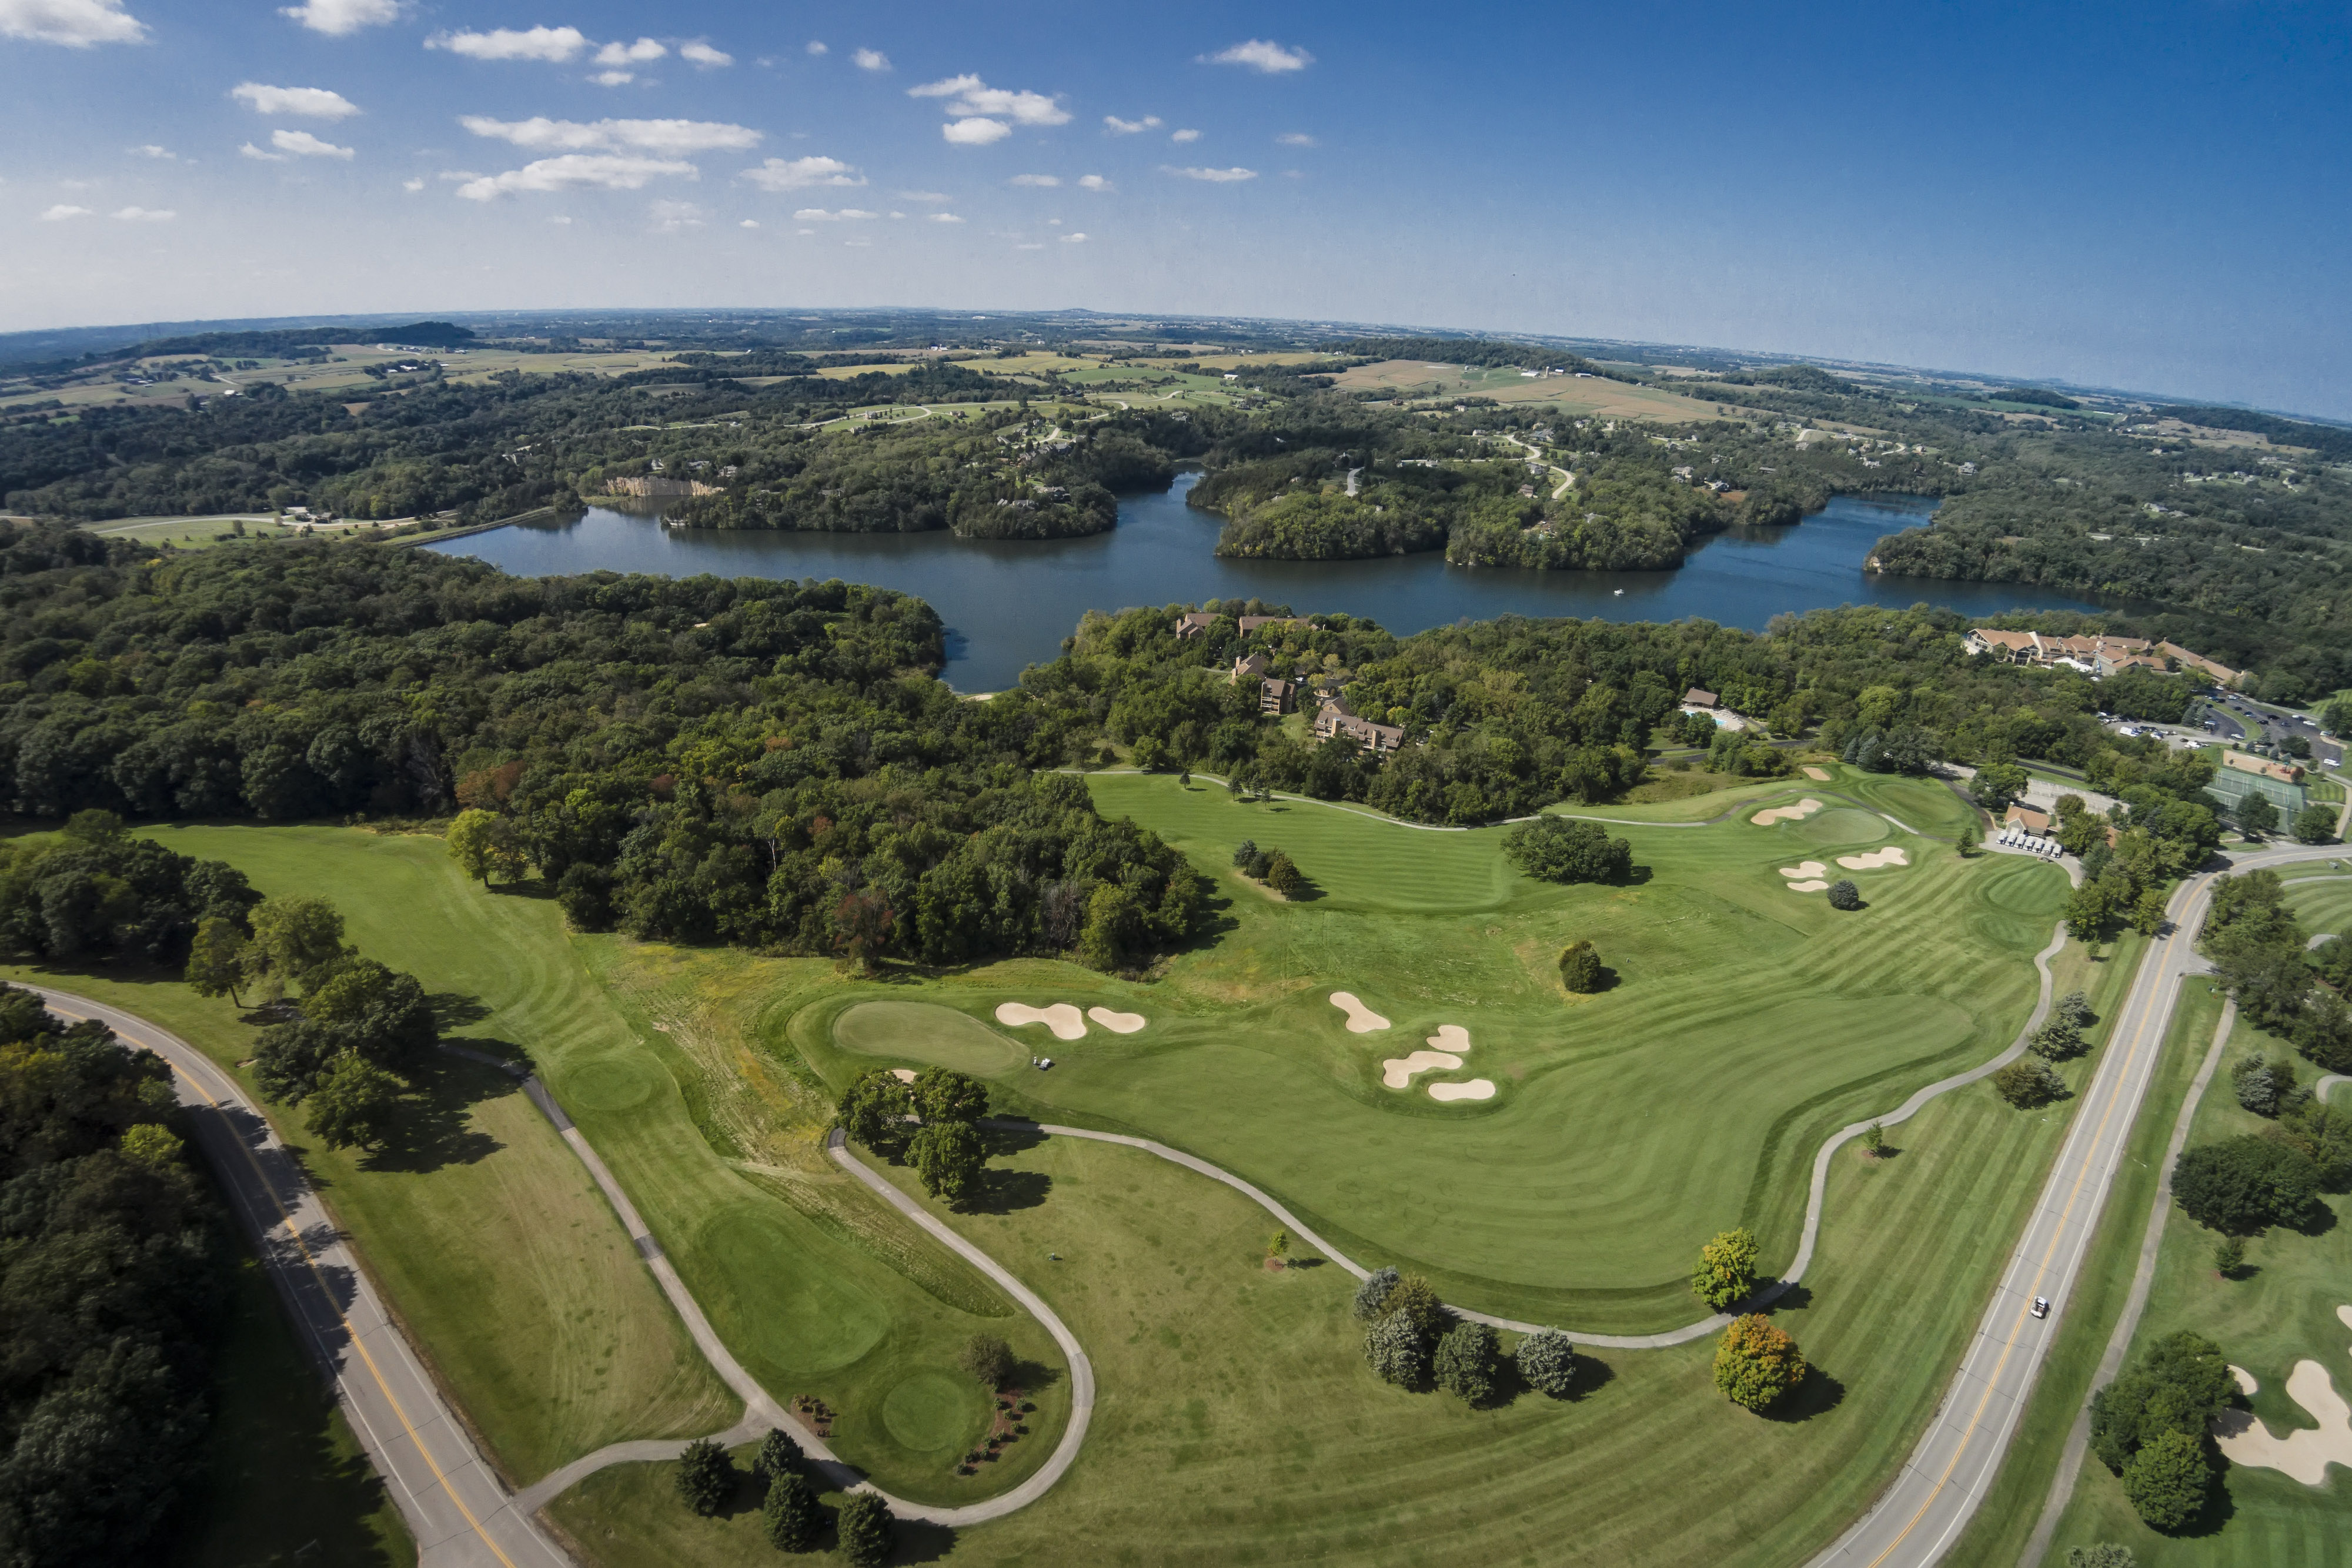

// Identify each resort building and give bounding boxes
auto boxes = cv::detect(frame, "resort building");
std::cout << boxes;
[1312,700,1405,755]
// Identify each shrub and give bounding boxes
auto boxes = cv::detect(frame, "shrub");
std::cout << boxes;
[1712,1313,1807,1410]
[1432,1320,1500,1403]
[2031,1018,2085,1060]
[1350,1265,1399,1322]
[836,1490,895,1568]
[2054,989,2093,1028]
[2211,1235,2245,1278]
[1826,879,1862,910]
[2172,1134,2323,1233]
[2120,1429,2210,1531]
[1690,1228,1760,1311]
[1378,1273,1451,1341]
[1515,1328,1579,1397]
[1231,839,1259,870]
[2088,1330,2234,1474]
[1558,940,1605,994]
[2229,1053,2293,1116]
[1263,850,1306,897]
[2271,1098,2351,1188]
[674,1437,732,1516]
[1363,1310,1431,1386]
[1992,1057,2067,1109]
[753,1426,802,1480]
[958,1332,1014,1389]
[1502,815,1633,884]
[2065,1547,2136,1568]
[762,1472,820,1552]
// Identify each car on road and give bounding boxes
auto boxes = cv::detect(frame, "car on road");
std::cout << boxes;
[2030,1296,2050,1319]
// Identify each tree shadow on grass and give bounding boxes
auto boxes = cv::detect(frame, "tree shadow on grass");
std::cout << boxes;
[1008,1358,1064,1398]
[356,1051,510,1174]
[981,1122,1049,1158]
[2166,1460,2239,1538]
[893,1519,960,1563]
[1761,1365,1846,1423]
[426,991,493,1031]
[961,1166,1051,1215]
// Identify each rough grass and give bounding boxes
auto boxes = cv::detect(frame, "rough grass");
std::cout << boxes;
[2040,1012,2352,1564]
[790,765,2069,1331]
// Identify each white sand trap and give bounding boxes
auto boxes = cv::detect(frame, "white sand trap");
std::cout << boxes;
[1426,1024,1472,1054]
[2231,1365,2260,1396]
[1330,992,1391,1033]
[1752,797,1825,826]
[1803,766,1832,781]
[1086,1007,1145,1034]
[889,1068,918,1084]
[1786,879,1830,893]
[1382,1050,1464,1088]
[995,1002,1087,1040]
[2338,1304,2352,1335]
[1837,847,1912,871]
[2212,1360,2352,1486]
[1428,1079,1496,1102]
[1779,861,1828,879]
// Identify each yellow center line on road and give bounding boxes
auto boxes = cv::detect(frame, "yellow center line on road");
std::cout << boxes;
[1859,941,2173,1568]
[51,1004,524,1568]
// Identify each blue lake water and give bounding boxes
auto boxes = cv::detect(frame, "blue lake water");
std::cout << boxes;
[433,477,2099,691]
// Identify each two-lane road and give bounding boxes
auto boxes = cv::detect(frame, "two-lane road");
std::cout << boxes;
[1807,841,2341,1568]
[31,988,570,1568]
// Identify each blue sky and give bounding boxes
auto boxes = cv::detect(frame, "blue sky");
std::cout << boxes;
[5,1,2348,417]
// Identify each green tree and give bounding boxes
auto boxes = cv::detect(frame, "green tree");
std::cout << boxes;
[2120,1429,2210,1530]
[1515,1327,1578,1397]
[836,1069,911,1155]
[2032,1018,2084,1060]
[1691,1228,1760,1310]
[836,1490,894,1568]
[912,1065,989,1125]
[2211,1235,2245,1278]
[1969,762,2029,808]
[2130,886,2169,937]
[2293,804,2336,844]
[1231,839,1259,870]
[958,1332,1014,1389]
[248,895,348,994]
[303,1052,406,1152]
[2088,1330,2236,1473]
[1378,1273,1451,1342]
[1502,815,1633,884]
[2172,1135,2323,1233]
[1350,1265,1399,1322]
[1712,1313,1808,1410]
[753,1427,802,1480]
[183,915,250,1007]
[674,1437,733,1516]
[1863,1121,1886,1156]
[2235,792,2278,838]
[119,1122,183,1169]
[1558,940,1605,994]
[1992,1057,2067,1108]
[761,1471,820,1552]
[1363,1309,1431,1386]
[2064,881,2111,942]
[1432,1320,1500,1403]
[1262,849,1306,897]
[2064,1547,2136,1568]
[1827,878,1862,911]
[446,808,500,885]
[1077,882,1142,971]
[908,1119,985,1202]
[1957,820,1982,857]
[2054,989,2093,1027]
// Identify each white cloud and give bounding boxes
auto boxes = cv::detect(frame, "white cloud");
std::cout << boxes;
[1009,173,1060,187]
[111,204,171,220]
[1015,242,1043,250]
[591,69,633,85]
[851,46,888,71]
[795,228,814,235]
[273,128,355,159]
[427,25,586,62]
[402,176,425,191]
[549,213,571,223]
[1276,132,1317,146]
[928,212,963,223]
[680,40,730,66]
[791,207,877,220]
[943,116,1010,145]
[1165,165,1256,182]
[239,142,286,162]
[594,36,663,65]
[0,0,145,46]
[739,154,863,191]
[279,0,399,35]
[804,40,826,55]
[233,82,361,119]
[888,209,904,218]
[909,73,979,98]
[844,236,871,246]
[1077,173,1112,192]
[913,75,1068,126]
[739,217,757,227]
[1204,39,1312,73]
[649,198,703,231]
[132,143,174,159]
[1103,115,1160,135]
[39,203,92,219]
[456,153,693,199]
[896,189,950,202]
[1060,230,1086,243]
[1170,128,1201,143]
[462,116,760,154]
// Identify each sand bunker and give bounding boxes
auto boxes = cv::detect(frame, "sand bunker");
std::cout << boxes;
[995,1002,1087,1040]
[2340,1304,2352,1334]
[2213,1359,2352,1486]
[1752,797,1825,826]
[1779,861,1828,879]
[1382,1050,1465,1088]
[1426,1024,1471,1054]
[1788,880,1830,892]
[1837,847,1912,871]
[1428,1079,1497,1102]
[889,1068,918,1084]
[1085,1007,1145,1034]
[2231,1365,2260,1396]
[1331,992,1391,1033]
[1803,766,1832,781]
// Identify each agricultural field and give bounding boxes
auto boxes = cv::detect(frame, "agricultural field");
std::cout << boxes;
[1326,358,1734,423]
[75,513,304,549]
[2040,1003,2352,1566]
[1,343,690,414]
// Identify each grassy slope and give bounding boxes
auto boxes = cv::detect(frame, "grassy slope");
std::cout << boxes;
[791,767,2062,1330]
[2040,1005,2352,1564]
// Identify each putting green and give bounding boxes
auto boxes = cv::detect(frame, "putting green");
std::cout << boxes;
[881,1370,987,1455]
[1792,807,1890,846]
[837,1001,1030,1074]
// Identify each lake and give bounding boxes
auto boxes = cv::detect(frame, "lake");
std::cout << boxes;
[432,477,2099,691]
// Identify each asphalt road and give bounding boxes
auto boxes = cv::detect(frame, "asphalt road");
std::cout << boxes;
[29,988,571,1568]
[1804,840,2344,1568]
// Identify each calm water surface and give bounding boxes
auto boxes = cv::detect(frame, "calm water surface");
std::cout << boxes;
[433,477,2097,691]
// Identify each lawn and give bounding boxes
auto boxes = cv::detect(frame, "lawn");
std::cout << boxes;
[1324,359,1732,422]
[785,765,2070,1331]
[2282,867,2352,938]
[2039,1010,2352,1565]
